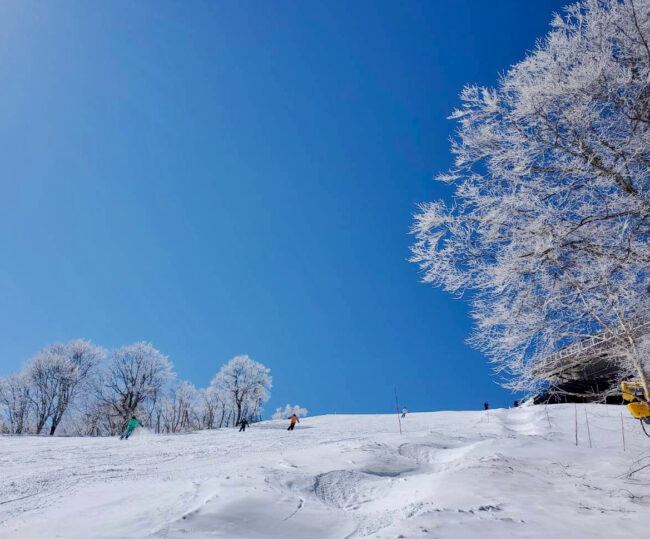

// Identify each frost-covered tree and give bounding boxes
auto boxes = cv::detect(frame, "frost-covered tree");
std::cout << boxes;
[272,404,308,420]
[27,345,68,434]
[198,386,228,429]
[74,399,117,436]
[411,0,650,396]
[210,355,271,424]
[47,340,105,435]
[2,340,103,435]
[25,340,104,435]
[0,373,31,434]
[157,381,198,433]
[99,342,174,423]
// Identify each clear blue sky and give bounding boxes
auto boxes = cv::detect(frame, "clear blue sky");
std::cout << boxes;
[0,1,568,416]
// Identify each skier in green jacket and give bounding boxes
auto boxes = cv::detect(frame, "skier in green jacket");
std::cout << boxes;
[120,416,143,440]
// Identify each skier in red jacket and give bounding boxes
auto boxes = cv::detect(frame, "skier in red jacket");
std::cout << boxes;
[287,414,299,431]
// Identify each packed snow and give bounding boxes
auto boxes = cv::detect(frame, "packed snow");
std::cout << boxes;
[2,404,650,538]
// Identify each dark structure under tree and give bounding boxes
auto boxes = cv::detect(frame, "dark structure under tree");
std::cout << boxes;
[531,316,650,404]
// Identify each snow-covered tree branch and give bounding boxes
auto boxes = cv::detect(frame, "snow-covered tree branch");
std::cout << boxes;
[0,373,31,434]
[211,355,272,424]
[98,342,174,424]
[272,404,308,420]
[411,0,650,396]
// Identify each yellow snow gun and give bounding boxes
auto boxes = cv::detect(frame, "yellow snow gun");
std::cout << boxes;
[621,381,650,437]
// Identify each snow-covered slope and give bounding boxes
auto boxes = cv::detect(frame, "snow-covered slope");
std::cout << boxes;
[2,404,649,538]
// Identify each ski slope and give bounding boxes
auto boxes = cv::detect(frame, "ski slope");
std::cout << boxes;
[1,404,650,538]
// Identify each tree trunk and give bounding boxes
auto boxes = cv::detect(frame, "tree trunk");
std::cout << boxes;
[624,333,650,402]
[632,353,650,402]
[49,402,67,435]
[35,413,47,434]
[235,401,242,425]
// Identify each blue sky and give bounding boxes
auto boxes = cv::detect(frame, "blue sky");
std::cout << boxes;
[0,0,568,416]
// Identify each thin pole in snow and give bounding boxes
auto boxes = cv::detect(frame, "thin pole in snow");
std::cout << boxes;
[394,386,402,435]
[574,403,578,446]
[584,407,592,448]
[545,404,552,429]
[621,411,626,452]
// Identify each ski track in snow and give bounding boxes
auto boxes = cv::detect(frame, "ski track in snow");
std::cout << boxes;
[1,404,650,538]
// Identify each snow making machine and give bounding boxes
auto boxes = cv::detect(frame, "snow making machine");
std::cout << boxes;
[531,313,650,437]
[621,380,650,437]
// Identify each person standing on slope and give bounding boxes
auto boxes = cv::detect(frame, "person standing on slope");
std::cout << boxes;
[238,418,250,432]
[287,413,299,431]
[120,416,143,440]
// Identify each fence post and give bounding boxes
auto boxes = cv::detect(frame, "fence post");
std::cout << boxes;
[394,387,402,435]
[574,403,578,446]
[621,412,626,452]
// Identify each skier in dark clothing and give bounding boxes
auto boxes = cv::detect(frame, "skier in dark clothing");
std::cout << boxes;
[287,413,299,431]
[238,418,250,432]
[120,416,143,440]
[484,402,489,411]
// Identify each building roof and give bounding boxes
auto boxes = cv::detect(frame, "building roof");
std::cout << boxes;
[531,314,650,382]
